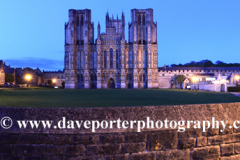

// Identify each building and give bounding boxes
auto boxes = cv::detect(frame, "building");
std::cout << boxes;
[0,60,15,84]
[158,66,240,92]
[15,68,65,87]
[64,9,158,89]
[0,60,5,84]
[15,68,42,85]
[43,70,65,86]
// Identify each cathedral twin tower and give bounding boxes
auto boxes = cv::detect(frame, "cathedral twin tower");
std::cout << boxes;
[64,9,158,89]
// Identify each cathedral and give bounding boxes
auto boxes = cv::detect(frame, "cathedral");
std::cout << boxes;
[64,9,158,89]
[2,8,237,92]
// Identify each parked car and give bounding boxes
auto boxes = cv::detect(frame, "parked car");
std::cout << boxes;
[3,82,10,87]
[15,84,22,87]
[9,83,15,87]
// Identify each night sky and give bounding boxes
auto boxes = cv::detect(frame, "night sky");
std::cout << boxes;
[1,0,240,71]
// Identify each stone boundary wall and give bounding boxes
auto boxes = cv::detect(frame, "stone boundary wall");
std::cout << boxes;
[1,102,240,159]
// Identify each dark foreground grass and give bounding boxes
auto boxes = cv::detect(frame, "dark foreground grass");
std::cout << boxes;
[0,87,240,108]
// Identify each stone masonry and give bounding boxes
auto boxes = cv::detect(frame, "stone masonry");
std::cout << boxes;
[1,103,240,159]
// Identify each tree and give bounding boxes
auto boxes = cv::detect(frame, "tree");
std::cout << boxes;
[184,61,196,67]
[203,60,214,67]
[215,60,224,66]
[61,81,65,89]
[174,75,186,89]
[189,61,196,66]
[47,79,52,86]
[5,73,14,83]
[168,59,240,67]
[16,76,23,84]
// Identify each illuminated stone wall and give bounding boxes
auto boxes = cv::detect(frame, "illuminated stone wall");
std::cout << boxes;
[1,103,240,159]
[0,72,5,84]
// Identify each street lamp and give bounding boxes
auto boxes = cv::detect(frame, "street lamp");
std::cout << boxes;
[52,79,56,86]
[192,76,198,90]
[235,75,239,92]
[25,74,32,87]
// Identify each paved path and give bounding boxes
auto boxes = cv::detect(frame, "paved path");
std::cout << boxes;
[230,92,240,97]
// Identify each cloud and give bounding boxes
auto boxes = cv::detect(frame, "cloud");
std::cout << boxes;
[3,57,64,71]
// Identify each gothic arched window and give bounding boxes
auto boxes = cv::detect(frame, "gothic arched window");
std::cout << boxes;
[143,50,148,68]
[104,50,107,69]
[116,49,119,69]
[78,74,84,82]
[90,51,94,69]
[77,15,80,26]
[110,49,113,68]
[78,52,80,69]
[138,15,141,25]
[139,73,143,82]
[143,15,145,25]
[94,52,97,69]
[81,51,84,69]
[80,15,84,25]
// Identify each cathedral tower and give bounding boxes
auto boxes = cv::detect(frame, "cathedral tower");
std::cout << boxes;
[128,9,158,88]
[64,9,94,89]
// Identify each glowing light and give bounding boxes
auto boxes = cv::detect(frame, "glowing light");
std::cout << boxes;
[220,79,226,82]
[25,75,32,81]
[235,75,240,81]
[52,79,56,83]
[192,76,198,82]
[213,81,220,84]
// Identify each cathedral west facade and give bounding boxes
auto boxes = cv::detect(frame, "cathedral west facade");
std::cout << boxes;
[64,9,158,89]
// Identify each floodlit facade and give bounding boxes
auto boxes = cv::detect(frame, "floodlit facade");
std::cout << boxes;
[64,9,158,89]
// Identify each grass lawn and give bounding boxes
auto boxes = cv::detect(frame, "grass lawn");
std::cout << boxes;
[0,87,240,108]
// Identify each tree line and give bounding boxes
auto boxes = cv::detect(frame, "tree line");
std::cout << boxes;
[169,60,240,67]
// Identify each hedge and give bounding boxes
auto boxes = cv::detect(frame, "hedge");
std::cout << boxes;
[5,73,14,83]
[228,86,240,92]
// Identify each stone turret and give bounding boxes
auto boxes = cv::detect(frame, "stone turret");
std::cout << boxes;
[97,21,100,38]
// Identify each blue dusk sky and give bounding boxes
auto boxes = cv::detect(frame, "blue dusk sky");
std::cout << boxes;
[0,0,240,71]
